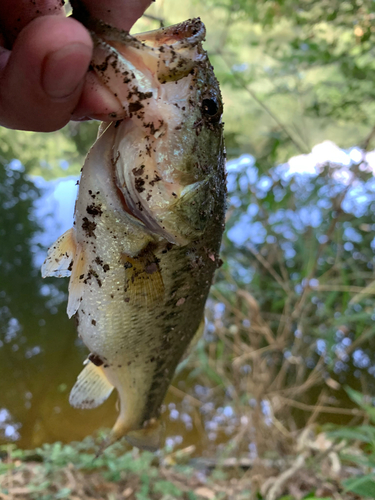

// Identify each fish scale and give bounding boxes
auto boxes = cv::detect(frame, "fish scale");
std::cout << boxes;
[42,9,226,450]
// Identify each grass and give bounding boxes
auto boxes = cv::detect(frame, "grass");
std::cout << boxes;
[0,423,374,500]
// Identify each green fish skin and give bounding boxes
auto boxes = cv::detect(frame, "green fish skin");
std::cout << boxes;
[42,13,226,451]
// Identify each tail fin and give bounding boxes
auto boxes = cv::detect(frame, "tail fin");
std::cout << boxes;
[126,419,164,451]
[96,417,164,455]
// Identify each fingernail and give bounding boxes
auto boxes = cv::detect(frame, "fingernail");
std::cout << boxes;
[42,43,92,99]
[71,70,125,121]
[88,85,125,119]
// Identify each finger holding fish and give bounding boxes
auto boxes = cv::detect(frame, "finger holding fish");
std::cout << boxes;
[0,0,152,130]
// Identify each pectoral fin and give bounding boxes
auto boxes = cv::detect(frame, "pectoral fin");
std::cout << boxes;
[122,244,164,306]
[41,228,76,278]
[69,361,114,409]
[41,228,88,318]
[67,244,88,318]
[176,180,214,235]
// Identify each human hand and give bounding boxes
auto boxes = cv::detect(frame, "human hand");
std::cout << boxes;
[0,0,153,132]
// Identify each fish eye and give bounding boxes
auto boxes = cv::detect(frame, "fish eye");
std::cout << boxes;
[201,97,222,121]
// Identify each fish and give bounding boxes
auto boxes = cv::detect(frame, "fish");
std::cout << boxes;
[41,8,226,451]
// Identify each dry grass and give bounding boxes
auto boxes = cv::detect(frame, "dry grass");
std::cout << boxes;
[0,434,367,500]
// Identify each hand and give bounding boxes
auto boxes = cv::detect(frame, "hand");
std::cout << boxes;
[0,0,153,132]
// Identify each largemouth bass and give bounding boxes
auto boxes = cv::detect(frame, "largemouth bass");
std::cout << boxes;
[42,11,226,450]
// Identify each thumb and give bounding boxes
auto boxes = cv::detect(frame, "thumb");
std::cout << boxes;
[0,15,93,132]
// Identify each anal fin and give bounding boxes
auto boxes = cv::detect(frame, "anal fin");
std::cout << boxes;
[69,361,114,409]
[41,228,76,278]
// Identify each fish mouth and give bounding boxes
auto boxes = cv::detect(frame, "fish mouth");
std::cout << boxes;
[135,19,207,84]
[90,18,207,88]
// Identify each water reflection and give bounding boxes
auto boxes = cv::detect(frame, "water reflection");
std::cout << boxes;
[0,408,21,441]
[31,176,78,268]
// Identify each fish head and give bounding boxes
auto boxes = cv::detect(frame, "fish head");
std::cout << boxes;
[91,18,226,245]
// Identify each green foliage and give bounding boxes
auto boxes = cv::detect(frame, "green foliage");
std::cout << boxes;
[153,480,183,497]
[0,439,195,500]
[32,437,155,474]
[326,393,375,499]
[187,0,375,162]
[345,387,375,423]
[301,497,332,500]
[0,121,97,179]
[343,474,375,497]
[328,424,375,444]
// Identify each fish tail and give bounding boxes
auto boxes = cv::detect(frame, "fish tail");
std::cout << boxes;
[95,419,130,456]
[95,413,131,454]
[96,417,163,454]
[126,419,164,452]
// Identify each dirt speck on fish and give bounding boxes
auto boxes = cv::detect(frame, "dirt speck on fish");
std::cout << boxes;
[41,9,226,451]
